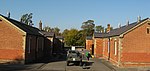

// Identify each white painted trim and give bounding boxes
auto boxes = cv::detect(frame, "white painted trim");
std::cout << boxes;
[118,38,122,66]
[121,19,149,36]
[94,39,97,55]
[114,41,117,55]
[22,35,26,63]
[107,41,110,53]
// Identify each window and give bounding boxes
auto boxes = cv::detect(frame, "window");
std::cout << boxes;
[37,38,39,52]
[108,41,110,53]
[28,37,31,53]
[147,27,150,34]
[41,39,44,51]
[114,41,117,55]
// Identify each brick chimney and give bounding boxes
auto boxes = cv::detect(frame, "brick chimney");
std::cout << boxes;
[39,20,42,30]
[107,24,111,33]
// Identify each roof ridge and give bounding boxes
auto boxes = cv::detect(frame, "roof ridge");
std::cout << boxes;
[111,18,149,31]
[2,15,40,30]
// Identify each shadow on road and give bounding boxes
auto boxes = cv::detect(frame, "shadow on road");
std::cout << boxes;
[34,52,67,64]
[0,51,67,71]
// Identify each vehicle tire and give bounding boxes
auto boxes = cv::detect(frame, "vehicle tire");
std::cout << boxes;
[79,61,82,66]
[82,63,86,69]
[67,61,69,66]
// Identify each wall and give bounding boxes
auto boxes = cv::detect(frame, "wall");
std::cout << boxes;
[94,38,103,58]
[121,21,150,67]
[25,35,36,63]
[25,35,44,63]
[103,38,109,60]
[86,39,93,54]
[44,37,52,57]
[109,37,119,66]
[0,18,24,63]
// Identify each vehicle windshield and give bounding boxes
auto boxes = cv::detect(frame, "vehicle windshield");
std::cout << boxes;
[69,51,78,53]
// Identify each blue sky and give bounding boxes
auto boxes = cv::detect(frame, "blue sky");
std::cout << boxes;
[0,0,150,32]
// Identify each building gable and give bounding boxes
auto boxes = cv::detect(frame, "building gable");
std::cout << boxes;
[0,16,26,35]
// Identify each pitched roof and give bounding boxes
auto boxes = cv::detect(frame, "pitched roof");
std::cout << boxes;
[94,18,149,38]
[86,36,93,40]
[94,32,109,38]
[40,31,55,37]
[0,14,43,36]
[56,36,64,39]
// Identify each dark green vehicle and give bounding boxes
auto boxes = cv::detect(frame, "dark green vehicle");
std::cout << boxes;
[66,50,82,66]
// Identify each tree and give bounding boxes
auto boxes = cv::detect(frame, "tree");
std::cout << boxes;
[20,13,33,26]
[74,30,85,46]
[81,20,95,36]
[43,26,61,36]
[95,25,104,33]
[43,26,51,32]
[63,29,79,46]
[62,29,86,46]
[62,29,69,36]
[53,27,61,36]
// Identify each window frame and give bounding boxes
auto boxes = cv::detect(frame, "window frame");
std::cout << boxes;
[108,41,110,53]
[114,41,117,55]
[147,27,150,34]
[28,37,31,53]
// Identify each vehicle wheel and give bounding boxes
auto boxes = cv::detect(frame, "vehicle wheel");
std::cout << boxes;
[67,61,69,66]
[79,61,82,66]
[82,63,86,69]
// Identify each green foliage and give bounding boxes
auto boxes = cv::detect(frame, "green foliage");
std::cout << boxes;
[62,29,85,46]
[95,25,104,33]
[43,26,51,32]
[53,27,61,36]
[20,13,33,26]
[43,26,61,36]
[81,20,95,36]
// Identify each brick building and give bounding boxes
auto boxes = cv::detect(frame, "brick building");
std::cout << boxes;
[0,14,44,64]
[41,31,55,57]
[87,18,150,67]
[86,36,94,55]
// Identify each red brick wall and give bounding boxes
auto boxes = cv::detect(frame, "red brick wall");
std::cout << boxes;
[103,38,109,60]
[94,38,103,58]
[122,21,150,67]
[103,38,119,65]
[86,39,93,54]
[0,18,24,61]
[109,37,119,65]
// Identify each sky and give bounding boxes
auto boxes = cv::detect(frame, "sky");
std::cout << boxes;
[0,0,150,32]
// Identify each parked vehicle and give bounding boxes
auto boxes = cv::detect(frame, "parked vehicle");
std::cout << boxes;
[66,50,82,66]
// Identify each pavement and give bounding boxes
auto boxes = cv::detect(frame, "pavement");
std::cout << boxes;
[0,54,150,71]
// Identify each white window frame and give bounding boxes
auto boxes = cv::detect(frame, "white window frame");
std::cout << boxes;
[108,41,110,53]
[114,41,117,55]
